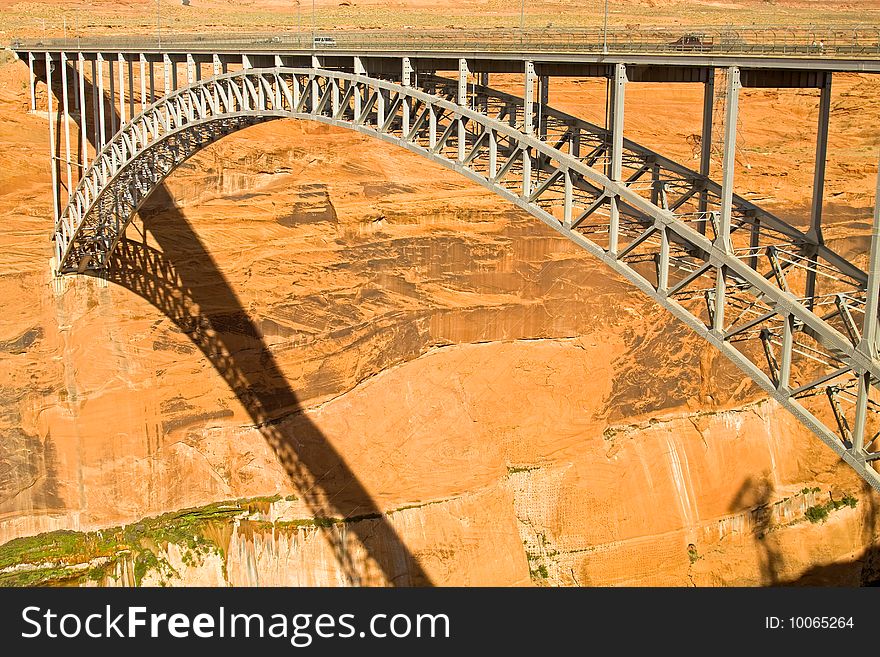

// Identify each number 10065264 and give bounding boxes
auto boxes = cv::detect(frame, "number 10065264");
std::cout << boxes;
[765,616,854,629]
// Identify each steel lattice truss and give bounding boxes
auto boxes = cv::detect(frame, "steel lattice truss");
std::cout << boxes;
[53,67,880,490]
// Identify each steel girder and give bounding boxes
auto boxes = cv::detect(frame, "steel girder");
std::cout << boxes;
[52,66,880,490]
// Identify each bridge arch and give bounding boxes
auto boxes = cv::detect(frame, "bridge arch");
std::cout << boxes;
[55,66,880,489]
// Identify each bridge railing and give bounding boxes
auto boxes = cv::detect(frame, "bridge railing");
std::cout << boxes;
[10,25,880,57]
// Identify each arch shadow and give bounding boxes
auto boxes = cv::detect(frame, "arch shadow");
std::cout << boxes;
[39,60,433,587]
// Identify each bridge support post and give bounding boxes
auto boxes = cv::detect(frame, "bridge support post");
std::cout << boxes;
[402,57,413,87]
[171,55,179,90]
[458,58,469,161]
[139,54,147,115]
[109,57,117,136]
[117,53,127,126]
[354,56,366,76]
[60,52,73,202]
[27,52,36,112]
[524,61,535,135]
[718,66,740,252]
[805,72,832,308]
[127,57,135,121]
[402,57,413,135]
[698,68,715,235]
[570,127,580,158]
[538,74,548,142]
[778,313,793,391]
[78,53,88,170]
[163,54,172,97]
[148,58,155,104]
[186,53,196,85]
[71,54,79,113]
[609,62,627,255]
[96,54,106,149]
[658,226,670,294]
[853,174,880,454]
[45,52,60,225]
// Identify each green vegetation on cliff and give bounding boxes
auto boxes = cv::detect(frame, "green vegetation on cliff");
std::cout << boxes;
[0,495,289,587]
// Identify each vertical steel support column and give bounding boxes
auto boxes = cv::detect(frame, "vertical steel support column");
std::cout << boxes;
[713,266,726,332]
[72,54,79,113]
[311,71,320,115]
[852,172,880,453]
[78,53,88,170]
[353,61,364,117]
[274,55,283,109]
[658,227,670,294]
[117,53,127,126]
[604,74,613,177]
[46,52,60,225]
[717,66,740,252]
[852,375,870,453]
[563,169,573,227]
[213,54,222,77]
[523,61,536,199]
[608,63,627,256]
[538,74,548,141]
[28,52,36,112]
[108,56,117,136]
[488,130,497,179]
[139,54,148,114]
[186,53,196,85]
[524,60,535,135]
[861,162,880,360]
[401,57,412,135]
[571,127,580,158]
[376,81,385,126]
[778,313,793,390]
[97,54,107,148]
[698,68,715,234]
[241,55,252,112]
[60,52,73,201]
[805,72,832,307]
[458,58,468,161]
[402,56,413,87]
[127,57,135,120]
[163,54,172,97]
[149,59,155,104]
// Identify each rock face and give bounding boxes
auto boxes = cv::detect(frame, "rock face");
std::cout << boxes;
[0,48,879,586]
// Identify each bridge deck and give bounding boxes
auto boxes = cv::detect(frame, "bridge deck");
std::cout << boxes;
[11,30,880,74]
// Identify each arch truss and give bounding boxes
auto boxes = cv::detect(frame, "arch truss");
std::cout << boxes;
[51,65,880,490]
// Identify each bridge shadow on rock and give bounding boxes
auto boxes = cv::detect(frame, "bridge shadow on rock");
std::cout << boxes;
[729,475,783,585]
[40,63,432,586]
[92,189,432,586]
[778,480,880,586]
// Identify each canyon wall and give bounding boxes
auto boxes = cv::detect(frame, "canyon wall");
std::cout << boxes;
[0,52,879,586]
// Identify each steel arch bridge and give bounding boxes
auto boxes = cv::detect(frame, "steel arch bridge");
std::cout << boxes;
[15,43,880,492]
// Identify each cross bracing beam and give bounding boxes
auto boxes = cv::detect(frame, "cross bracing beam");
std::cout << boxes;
[43,63,880,490]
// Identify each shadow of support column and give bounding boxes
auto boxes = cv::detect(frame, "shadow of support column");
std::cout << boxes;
[729,475,782,585]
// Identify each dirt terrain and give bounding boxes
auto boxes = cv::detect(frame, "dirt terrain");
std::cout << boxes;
[0,2,879,586]
[3,1,880,37]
